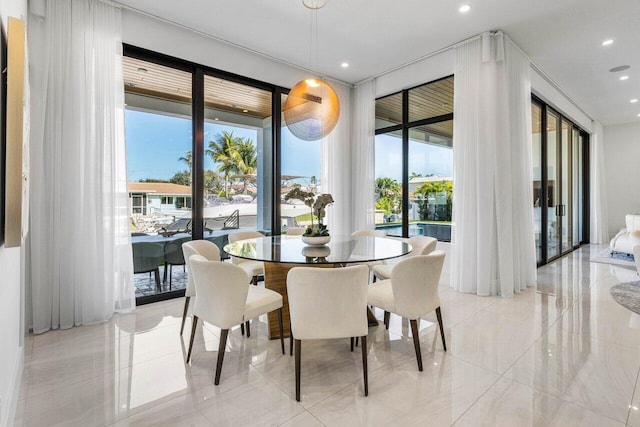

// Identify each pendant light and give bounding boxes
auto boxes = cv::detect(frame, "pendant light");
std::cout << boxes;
[284,0,340,141]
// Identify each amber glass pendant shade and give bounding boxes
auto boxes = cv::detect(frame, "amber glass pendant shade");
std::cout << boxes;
[283,78,340,141]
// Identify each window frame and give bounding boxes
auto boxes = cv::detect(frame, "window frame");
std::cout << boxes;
[375,75,454,239]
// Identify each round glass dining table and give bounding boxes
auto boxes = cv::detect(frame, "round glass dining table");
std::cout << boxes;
[224,235,412,339]
[224,235,411,265]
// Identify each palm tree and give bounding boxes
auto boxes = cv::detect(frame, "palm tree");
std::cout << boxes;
[235,139,257,194]
[375,177,401,200]
[178,151,193,184]
[375,177,402,214]
[207,131,242,196]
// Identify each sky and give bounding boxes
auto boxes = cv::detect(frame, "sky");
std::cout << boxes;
[125,109,321,183]
[375,133,453,181]
[125,109,452,185]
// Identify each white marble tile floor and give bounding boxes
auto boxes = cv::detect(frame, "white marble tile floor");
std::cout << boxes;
[13,245,640,426]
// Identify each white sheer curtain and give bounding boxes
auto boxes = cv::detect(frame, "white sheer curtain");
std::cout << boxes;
[351,79,376,231]
[590,120,609,244]
[29,0,134,333]
[451,31,537,297]
[322,81,353,236]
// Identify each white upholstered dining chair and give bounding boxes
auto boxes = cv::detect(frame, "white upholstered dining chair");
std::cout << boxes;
[351,230,388,274]
[372,236,438,282]
[368,250,446,371]
[187,255,285,385]
[228,231,265,286]
[351,229,387,238]
[285,227,306,236]
[181,240,221,336]
[287,264,370,401]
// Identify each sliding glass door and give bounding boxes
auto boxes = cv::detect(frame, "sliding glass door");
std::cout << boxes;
[533,97,589,266]
[124,45,286,304]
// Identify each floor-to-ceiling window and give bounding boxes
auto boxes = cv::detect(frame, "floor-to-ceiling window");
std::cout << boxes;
[124,46,286,304]
[280,92,322,232]
[374,76,454,240]
[124,54,194,302]
[532,96,589,266]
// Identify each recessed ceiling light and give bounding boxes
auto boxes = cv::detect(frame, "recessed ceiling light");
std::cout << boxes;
[620,75,630,81]
[637,113,640,117]
[631,99,639,103]
[602,39,614,46]
[137,67,148,73]
[242,109,248,113]
[610,65,630,72]
[341,62,349,68]
[459,4,471,13]
[214,118,219,121]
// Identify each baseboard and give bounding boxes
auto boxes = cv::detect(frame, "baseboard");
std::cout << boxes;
[2,347,23,427]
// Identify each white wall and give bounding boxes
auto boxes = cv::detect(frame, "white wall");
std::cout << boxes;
[531,69,592,133]
[604,122,640,236]
[122,10,339,92]
[0,0,28,424]
[374,49,455,98]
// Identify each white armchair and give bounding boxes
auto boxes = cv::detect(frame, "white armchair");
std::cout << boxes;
[287,264,370,401]
[187,255,284,385]
[228,231,265,286]
[368,251,446,371]
[610,214,640,256]
[372,236,438,282]
[181,240,221,336]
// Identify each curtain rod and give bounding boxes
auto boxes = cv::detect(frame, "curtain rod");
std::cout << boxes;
[112,1,354,88]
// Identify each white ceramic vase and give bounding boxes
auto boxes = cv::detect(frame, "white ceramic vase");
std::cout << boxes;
[301,235,331,246]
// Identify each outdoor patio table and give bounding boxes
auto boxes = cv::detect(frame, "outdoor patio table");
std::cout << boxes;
[224,235,411,340]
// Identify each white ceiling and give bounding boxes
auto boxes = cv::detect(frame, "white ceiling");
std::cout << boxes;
[116,0,640,126]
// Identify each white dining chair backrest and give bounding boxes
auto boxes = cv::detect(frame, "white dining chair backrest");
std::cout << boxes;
[407,236,438,256]
[287,265,369,340]
[352,229,387,238]
[228,231,264,265]
[182,240,221,297]
[390,250,446,320]
[286,227,306,236]
[189,255,250,329]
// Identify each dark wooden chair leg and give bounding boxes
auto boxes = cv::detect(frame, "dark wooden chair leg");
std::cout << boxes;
[240,322,245,335]
[355,337,359,347]
[245,321,250,337]
[186,315,198,363]
[295,339,302,401]
[277,308,285,354]
[410,319,423,371]
[361,335,368,396]
[290,334,294,356]
[350,337,354,352]
[436,306,447,351]
[384,311,390,329]
[252,276,258,286]
[214,329,229,385]
[180,296,191,336]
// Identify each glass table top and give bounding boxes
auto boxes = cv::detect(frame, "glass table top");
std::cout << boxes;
[223,235,412,264]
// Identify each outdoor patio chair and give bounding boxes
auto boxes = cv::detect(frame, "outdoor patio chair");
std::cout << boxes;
[132,241,164,291]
